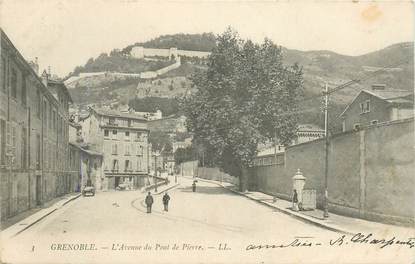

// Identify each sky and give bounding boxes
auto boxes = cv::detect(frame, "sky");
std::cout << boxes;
[1,0,413,77]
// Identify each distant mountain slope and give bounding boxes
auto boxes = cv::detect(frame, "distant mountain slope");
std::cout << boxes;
[122,33,216,54]
[67,34,413,129]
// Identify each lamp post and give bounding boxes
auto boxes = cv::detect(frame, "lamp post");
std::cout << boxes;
[154,152,158,192]
[323,82,330,218]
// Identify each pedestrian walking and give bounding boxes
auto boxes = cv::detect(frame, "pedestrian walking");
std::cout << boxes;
[162,192,170,211]
[192,181,197,192]
[145,192,154,213]
[292,189,299,211]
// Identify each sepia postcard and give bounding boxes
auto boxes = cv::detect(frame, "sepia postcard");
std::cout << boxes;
[0,0,414,263]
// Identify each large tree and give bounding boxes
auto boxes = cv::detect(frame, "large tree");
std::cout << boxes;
[181,28,303,189]
[149,131,173,154]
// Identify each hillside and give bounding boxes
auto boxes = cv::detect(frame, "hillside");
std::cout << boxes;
[122,33,216,54]
[67,33,413,129]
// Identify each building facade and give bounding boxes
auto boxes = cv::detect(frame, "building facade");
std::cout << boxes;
[0,29,76,220]
[69,142,103,191]
[80,108,150,190]
[340,85,414,132]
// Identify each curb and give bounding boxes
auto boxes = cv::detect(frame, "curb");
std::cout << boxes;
[7,193,82,238]
[223,186,353,235]
[192,176,353,235]
[13,208,58,237]
[61,193,82,207]
[155,183,180,195]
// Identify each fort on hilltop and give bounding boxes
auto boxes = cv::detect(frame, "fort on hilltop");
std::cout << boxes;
[130,46,211,60]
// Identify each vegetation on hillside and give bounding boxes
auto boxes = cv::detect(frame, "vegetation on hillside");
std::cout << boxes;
[68,52,172,77]
[128,97,179,117]
[122,33,217,54]
[67,32,413,136]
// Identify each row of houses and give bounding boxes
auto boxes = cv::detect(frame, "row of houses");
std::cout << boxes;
[0,28,79,220]
[253,84,414,166]
[0,28,155,221]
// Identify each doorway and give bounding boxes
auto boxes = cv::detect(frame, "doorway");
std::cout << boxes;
[36,175,41,206]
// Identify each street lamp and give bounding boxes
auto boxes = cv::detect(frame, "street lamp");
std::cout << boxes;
[322,82,330,219]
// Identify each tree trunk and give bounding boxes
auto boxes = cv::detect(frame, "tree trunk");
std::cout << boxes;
[239,167,249,192]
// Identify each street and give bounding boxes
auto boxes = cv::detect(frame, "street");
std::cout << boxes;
[2,177,413,264]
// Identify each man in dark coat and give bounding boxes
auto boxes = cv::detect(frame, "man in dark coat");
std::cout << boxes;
[145,192,154,213]
[162,192,170,212]
[292,189,299,211]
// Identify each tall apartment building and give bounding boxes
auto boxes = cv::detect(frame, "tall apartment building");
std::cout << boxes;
[79,108,150,190]
[0,29,75,220]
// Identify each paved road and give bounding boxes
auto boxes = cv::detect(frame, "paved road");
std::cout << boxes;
[2,177,413,264]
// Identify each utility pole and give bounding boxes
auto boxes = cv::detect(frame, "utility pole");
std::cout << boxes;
[154,152,158,192]
[274,128,278,164]
[323,82,330,218]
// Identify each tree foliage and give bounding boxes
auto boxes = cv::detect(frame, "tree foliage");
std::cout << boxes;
[180,28,303,175]
[149,131,173,154]
[128,97,179,117]
[122,33,217,54]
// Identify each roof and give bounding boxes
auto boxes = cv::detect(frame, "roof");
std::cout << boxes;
[298,123,324,132]
[257,146,285,157]
[1,28,66,108]
[91,108,148,121]
[69,141,103,156]
[340,89,414,117]
[47,79,74,103]
[362,89,413,100]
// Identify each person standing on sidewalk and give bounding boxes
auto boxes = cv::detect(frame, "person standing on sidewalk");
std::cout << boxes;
[162,192,170,212]
[145,192,154,213]
[292,189,299,211]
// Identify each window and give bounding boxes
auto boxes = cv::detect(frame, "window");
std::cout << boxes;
[22,127,27,169]
[112,143,118,155]
[11,69,17,98]
[354,123,361,130]
[125,160,131,171]
[0,120,5,165]
[109,117,116,125]
[112,159,119,171]
[49,106,53,130]
[125,144,130,155]
[1,56,6,91]
[137,159,142,171]
[112,130,117,140]
[43,101,48,129]
[52,110,56,131]
[36,134,41,169]
[11,125,16,159]
[137,145,143,156]
[104,130,109,137]
[37,89,41,118]
[21,75,26,105]
[128,120,132,127]
[136,132,141,141]
[360,100,370,114]
[370,120,378,125]
[125,131,130,140]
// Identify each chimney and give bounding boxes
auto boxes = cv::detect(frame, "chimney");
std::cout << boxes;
[372,84,386,90]
[41,70,49,87]
[29,57,39,75]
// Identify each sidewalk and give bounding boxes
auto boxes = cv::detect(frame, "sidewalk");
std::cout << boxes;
[141,175,180,194]
[193,176,414,236]
[1,192,81,240]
